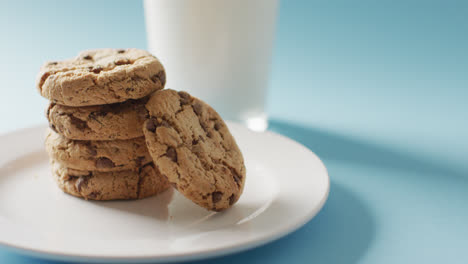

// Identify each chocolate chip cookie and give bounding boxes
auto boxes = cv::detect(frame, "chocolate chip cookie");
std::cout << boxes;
[52,161,170,200]
[47,96,148,141]
[143,89,246,211]
[46,130,152,172]
[37,48,165,106]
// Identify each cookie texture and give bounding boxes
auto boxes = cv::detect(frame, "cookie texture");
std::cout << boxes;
[143,89,246,211]
[37,48,165,106]
[47,96,148,140]
[46,130,152,172]
[52,161,170,200]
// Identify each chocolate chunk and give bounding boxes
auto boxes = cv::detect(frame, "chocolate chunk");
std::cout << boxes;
[212,192,223,203]
[46,104,52,117]
[87,191,100,199]
[150,74,158,83]
[135,156,145,166]
[214,122,222,131]
[88,148,98,156]
[137,107,149,120]
[165,147,177,162]
[114,58,130,65]
[160,120,170,128]
[231,169,241,186]
[233,174,241,185]
[38,72,51,89]
[49,124,58,133]
[178,91,191,105]
[151,71,166,86]
[146,117,158,132]
[160,71,166,86]
[95,157,115,168]
[223,164,242,187]
[83,55,92,60]
[199,122,208,132]
[91,66,102,74]
[86,144,97,156]
[67,175,79,181]
[192,102,203,116]
[229,194,236,205]
[117,49,125,54]
[192,139,199,145]
[75,177,88,192]
[69,116,88,130]
[89,111,107,119]
[145,117,170,130]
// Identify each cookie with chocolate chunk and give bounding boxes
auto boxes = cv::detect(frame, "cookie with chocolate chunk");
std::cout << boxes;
[52,161,170,200]
[46,130,152,172]
[37,48,165,106]
[47,96,148,141]
[143,89,246,211]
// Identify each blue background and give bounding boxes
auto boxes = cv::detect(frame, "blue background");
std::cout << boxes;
[0,0,467,263]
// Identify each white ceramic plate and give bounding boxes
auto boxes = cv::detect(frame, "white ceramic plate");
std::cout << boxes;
[0,122,329,263]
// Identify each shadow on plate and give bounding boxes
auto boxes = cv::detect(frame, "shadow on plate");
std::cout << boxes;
[190,180,375,264]
[89,187,174,221]
[5,180,373,264]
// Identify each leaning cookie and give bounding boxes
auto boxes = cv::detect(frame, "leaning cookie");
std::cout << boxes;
[37,48,165,106]
[47,96,149,141]
[45,130,152,172]
[143,89,246,211]
[51,161,170,200]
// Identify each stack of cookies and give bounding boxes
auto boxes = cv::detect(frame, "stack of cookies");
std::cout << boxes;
[37,49,170,200]
[37,48,247,211]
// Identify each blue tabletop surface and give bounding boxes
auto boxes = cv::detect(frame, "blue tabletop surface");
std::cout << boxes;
[1,0,467,263]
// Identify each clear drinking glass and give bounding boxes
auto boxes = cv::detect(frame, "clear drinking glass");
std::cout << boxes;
[144,0,278,131]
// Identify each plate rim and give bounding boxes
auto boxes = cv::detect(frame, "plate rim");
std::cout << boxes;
[0,123,330,263]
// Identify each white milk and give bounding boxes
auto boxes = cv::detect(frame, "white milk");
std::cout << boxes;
[144,0,278,131]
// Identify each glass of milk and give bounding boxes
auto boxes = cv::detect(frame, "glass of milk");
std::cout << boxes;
[144,0,278,132]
